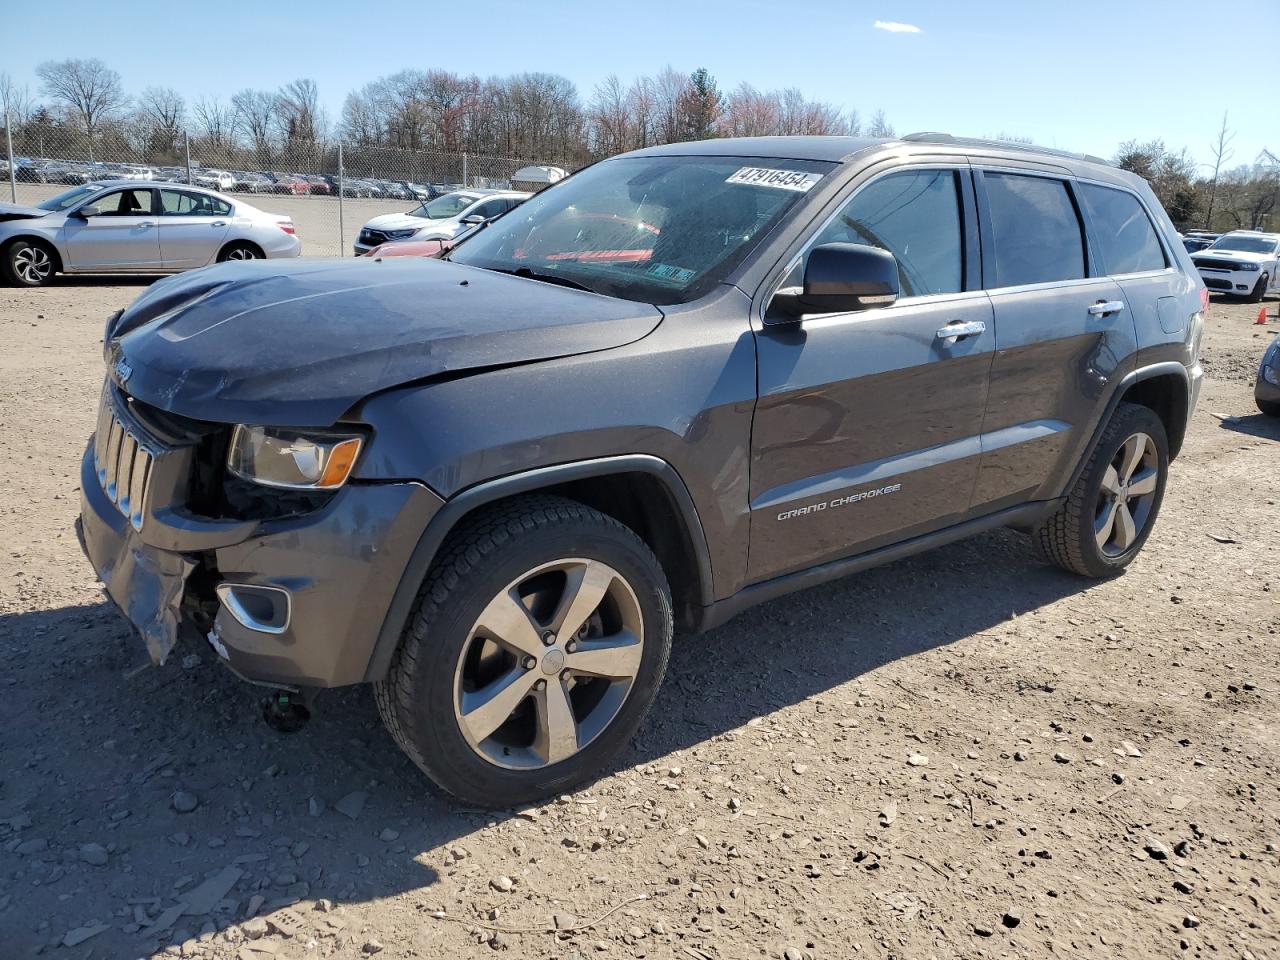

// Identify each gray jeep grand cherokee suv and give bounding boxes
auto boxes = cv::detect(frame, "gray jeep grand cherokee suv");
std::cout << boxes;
[79,134,1205,805]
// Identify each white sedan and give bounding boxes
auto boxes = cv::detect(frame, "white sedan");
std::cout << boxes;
[0,180,300,287]
[353,189,530,255]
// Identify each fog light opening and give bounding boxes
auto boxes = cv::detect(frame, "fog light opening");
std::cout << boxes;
[216,583,291,634]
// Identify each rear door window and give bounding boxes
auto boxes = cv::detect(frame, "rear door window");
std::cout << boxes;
[1078,183,1167,274]
[983,173,1085,287]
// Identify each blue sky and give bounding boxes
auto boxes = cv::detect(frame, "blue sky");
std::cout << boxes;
[5,0,1277,168]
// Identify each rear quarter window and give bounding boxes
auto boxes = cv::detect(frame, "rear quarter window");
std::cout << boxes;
[1078,183,1167,274]
[983,172,1085,288]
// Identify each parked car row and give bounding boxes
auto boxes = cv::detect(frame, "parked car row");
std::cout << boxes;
[5,156,472,201]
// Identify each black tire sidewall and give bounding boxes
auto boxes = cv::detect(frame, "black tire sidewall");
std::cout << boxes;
[1074,404,1169,576]
[5,239,55,287]
[397,520,672,805]
[1257,397,1280,418]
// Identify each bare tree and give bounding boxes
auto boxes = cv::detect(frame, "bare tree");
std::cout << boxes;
[191,97,235,150]
[231,88,278,161]
[588,75,633,155]
[867,109,894,138]
[135,86,185,155]
[35,58,127,149]
[1204,112,1234,229]
[276,78,325,145]
[0,73,36,127]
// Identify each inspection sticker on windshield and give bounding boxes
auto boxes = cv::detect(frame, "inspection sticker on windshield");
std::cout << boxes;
[646,263,696,284]
[726,167,822,192]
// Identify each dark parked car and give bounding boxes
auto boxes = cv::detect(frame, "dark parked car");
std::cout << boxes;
[1257,333,1280,416]
[78,134,1204,806]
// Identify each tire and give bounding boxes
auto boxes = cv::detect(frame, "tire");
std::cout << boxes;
[217,241,263,263]
[3,239,58,287]
[1246,273,1269,303]
[1258,397,1280,418]
[374,495,673,807]
[1033,402,1169,578]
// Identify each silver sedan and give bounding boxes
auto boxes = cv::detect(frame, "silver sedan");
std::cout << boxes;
[0,180,301,286]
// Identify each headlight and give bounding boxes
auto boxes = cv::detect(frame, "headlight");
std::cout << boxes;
[1234,262,1260,272]
[227,425,363,490]
[383,228,418,241]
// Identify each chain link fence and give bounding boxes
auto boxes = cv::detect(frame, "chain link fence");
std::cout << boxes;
[1,120,574,257]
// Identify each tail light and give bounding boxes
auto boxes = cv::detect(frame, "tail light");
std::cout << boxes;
[1199,287,1210,314]
[277,221,296,236]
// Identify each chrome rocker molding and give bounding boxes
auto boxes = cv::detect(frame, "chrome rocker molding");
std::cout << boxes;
[363,454,715,682]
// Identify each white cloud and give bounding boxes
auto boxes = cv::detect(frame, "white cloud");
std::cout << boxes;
[873,20,922,33]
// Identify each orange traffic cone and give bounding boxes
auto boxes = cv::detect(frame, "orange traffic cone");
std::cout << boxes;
[1256,306,1268,325]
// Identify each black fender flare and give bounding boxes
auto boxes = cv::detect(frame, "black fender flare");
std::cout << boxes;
[362,454,714,682]
[1061,360,1191,496]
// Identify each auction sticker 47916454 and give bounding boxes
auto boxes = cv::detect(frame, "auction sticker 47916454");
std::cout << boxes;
[725,167,824,192]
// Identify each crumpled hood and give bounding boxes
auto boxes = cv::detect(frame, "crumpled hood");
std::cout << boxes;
[109,256,663,426]
[0,201,49,221]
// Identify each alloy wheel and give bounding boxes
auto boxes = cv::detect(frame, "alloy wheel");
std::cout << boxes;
[226,246,260,261]
[453,558,644,770]
[14,245,53,284]
[1094,432,1159,557]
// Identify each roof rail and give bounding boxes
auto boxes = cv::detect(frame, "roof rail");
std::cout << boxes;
[901,132,1109,166]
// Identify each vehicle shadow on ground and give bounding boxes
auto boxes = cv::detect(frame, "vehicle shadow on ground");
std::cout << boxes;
[0,527,1094,956]
[46,275,161,288]
[1218,411,1280,440]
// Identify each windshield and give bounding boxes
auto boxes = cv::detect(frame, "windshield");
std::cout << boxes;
[37,184,101,212]
[411,193,479,220]
[448,155,833,304]
[1209,235,1278,254]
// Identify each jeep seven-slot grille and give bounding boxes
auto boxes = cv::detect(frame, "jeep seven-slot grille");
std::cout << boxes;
[93,388,155,532]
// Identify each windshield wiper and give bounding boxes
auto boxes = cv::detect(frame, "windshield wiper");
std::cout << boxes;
[489,266,596,293]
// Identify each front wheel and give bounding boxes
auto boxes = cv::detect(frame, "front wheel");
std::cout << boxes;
[1258,397,1280,418]
[1246,273,1269,303]
[375,495,673,806]
[1033,402,1169,578]
[3,239,57,287]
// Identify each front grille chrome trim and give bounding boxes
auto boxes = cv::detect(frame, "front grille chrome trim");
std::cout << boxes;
[93,385,158,532]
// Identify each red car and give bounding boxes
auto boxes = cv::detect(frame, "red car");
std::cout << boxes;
[269,174,311,196]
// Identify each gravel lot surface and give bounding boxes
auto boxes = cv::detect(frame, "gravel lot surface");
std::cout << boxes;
[0,279,1277,960]
[9,183,415,257]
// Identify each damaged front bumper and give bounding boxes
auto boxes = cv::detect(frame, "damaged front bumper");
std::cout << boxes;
[77,443,443,687]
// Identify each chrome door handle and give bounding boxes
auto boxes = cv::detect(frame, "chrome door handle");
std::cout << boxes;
[1088,300,1126,316]
[138,221,155,228]
[936,320,987,342]
[211,221,226,227]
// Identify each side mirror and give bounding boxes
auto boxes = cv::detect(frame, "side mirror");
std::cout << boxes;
[77,205,101,219]
[771,242,900,318]
[461,214,486,225]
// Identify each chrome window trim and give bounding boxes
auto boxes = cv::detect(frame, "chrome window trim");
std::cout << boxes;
[1071,176,1175,277]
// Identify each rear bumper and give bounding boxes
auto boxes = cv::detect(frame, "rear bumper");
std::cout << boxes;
[78,443,444,687]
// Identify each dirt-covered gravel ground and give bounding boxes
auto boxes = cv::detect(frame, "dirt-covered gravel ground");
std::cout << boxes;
[0,279,1277,960]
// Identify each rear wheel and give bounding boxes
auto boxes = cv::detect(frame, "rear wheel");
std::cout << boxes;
[3,239,57,287]
[375,495,673,806]
[217,241,263,262]
[1033,402,1168,578]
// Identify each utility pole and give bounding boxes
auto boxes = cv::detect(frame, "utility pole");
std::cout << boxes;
[4,108,16,203]
[184,131,192,185]
[337,141,345,257]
